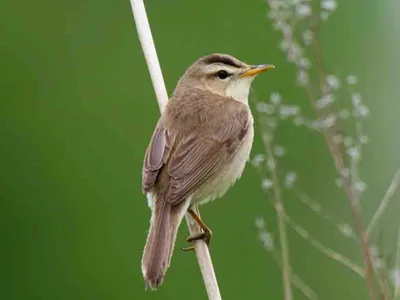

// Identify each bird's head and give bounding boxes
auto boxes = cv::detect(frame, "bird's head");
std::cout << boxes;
[177,53,274,103]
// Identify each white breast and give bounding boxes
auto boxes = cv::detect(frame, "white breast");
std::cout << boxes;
[192,114,254,205]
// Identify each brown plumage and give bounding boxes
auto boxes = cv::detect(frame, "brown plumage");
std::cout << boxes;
[141,53,274,289]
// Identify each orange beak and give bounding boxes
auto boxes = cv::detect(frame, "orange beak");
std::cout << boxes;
[240,64,275,77]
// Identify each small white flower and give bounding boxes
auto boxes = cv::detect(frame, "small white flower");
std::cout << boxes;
[338,223,354,238]
[252,154,265,168]
[296,4,312,18]
[279,105,300,119]
[326,74,340,90]
[322,114,336,128]
[259,231,275,251]
[297,57,311,69]
[316,94,334,109]
[346,75,358,85]
[262,178,273,190]
[270,92,282,105]
[356,105,370,118]
[287,43,302,62]
[391,269,400,288]
[341,168,350,178]
[273,145,285,157]
[255,216,265,229]
[279,39,290,52]
[284,172,297,189]
[256,102,275,114]
[297,70,309,86]
[302,30,313,46]
[352,93,362,107]
[353,180,367,193]
[347,146,360,159]
[281,24,292,37]
[321,0,338,12]
[359,135,369,144]
[320,11,330,21]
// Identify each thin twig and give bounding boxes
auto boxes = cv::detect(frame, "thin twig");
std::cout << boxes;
[310,24,325,93]
[367,168,400,236]
[129,1,221,299]
[267,248,319,300]
[394,228,400,299]
[263,140,293,300]
[310,22,377,300]
[285,214,364,277]
[295,190,358,241]
[251,91,292,300]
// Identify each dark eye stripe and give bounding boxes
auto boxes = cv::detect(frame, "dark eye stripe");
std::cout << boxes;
[203,55,242,68]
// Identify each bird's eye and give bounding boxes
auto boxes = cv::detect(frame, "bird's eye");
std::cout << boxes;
[216,70,230,80]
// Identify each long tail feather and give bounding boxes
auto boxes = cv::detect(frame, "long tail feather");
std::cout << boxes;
[141,194,188,289]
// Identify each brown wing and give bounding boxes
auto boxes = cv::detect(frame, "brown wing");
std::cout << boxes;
[142,119,175,194]
[166,108,250,205]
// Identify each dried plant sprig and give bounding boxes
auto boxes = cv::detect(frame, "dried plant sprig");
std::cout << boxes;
[295,190,357,241]
[129,1,221,298]
[263,1,378,298]
[309,24,376,300]
[259,117,293,300]
[284,214,364,276]
[367,168,400,236]
[393,229,400,299]
[256,218,319,300]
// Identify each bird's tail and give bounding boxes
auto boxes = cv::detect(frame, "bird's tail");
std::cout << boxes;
[141,194,188,290]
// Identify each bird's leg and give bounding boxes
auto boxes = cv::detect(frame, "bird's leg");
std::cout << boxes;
[181,208,212,252]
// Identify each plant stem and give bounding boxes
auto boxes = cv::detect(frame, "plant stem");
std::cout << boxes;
[394,228,400,299]
[367,168,400,236]
[310,23,376,300]
[263,139,292,300]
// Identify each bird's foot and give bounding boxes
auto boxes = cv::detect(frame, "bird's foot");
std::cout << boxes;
[181,230,212,252]
[181,208,212,252]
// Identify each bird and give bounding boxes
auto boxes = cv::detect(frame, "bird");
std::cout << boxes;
[141,53,274,290]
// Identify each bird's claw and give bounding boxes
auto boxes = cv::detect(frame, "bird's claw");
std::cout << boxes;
[181,231,212,252]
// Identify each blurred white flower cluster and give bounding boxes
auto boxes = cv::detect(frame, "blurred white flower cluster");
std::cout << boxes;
[252,1,400,299]
[391,268,400,290]
[256,0,371,201]
[255,216,275,251]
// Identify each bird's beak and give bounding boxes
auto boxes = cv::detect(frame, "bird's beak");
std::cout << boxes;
[240,64,275,77]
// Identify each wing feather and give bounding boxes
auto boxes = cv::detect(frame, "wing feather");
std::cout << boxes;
[142,102,251,207]
[142,120,175,194]
[167,109,250,205]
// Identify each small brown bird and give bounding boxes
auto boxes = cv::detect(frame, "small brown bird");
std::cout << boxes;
[141,53,274,289]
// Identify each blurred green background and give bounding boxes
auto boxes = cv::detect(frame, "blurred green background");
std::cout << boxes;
[1,0,400,299]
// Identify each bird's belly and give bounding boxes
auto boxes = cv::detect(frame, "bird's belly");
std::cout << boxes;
[191,123,254,205]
